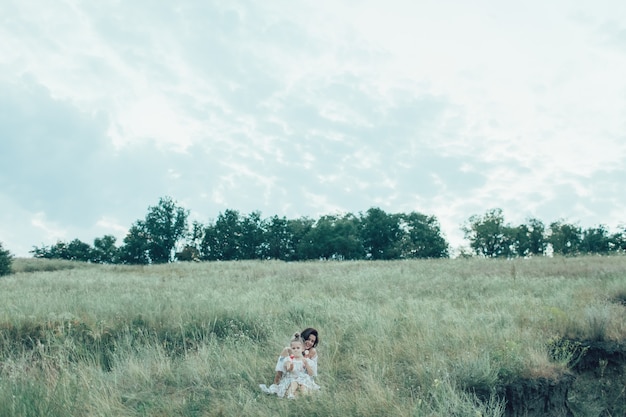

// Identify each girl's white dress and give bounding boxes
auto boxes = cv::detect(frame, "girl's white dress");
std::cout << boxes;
[260,355,320,398]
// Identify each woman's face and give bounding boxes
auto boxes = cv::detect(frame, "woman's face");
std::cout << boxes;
[304,334,317,349]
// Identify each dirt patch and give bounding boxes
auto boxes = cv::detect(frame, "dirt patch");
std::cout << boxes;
[494,340,626,417]
[492,374,575,417]
[571,340,626,373]
[568,340,626,416]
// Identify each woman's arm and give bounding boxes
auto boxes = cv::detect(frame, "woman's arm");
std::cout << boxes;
[303,358,316,376]
[306,347,317,359]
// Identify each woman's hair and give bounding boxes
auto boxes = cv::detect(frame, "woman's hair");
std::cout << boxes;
[301,327,319,347]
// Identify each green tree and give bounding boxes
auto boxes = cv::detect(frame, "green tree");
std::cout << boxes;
[66,239,93,262]
[330,213,364,260]
[118,222,150,264]
[92,235,119,264]
[201,209,242,260]
[176,221,204,261]
[53,241,72,259]
[0,242,13,276]
[239,211,265,259]
[609,226,626,253]
[199,223,219,261]
[263,215,291,260]
[31,244,54,259]
[548,221,581,256]
[513,218,546,257]
[286,217,315,261]
[32,237,111,263]
[143,196,189,263]
[399,212,449,258]
[360,207,402,260]
[580,225,611,254]
[38,241,70,259]
[216,209,243,260]
[261,215,315,261]
[463,208,515,258]
[298,214,363,260]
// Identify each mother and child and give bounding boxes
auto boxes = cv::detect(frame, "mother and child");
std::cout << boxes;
[259,327,320,399]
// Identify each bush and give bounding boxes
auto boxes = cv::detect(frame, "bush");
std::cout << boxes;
[0,242,13,276]
[11,258,89,274]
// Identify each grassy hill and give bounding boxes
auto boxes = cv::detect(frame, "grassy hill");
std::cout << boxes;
[1,256,625,416]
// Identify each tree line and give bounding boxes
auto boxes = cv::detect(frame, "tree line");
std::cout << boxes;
[462,208,626,258]
[29,196,449,264]
[1,198,624,271]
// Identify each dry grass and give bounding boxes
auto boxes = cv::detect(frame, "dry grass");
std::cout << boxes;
[1,255,625,416]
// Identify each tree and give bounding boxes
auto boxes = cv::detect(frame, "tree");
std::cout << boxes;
[118,222,150,264]
[513,218,546,257]
[31,244,54,259]
[30,240,92,261]
[298,214,363,260]
[329,213,364,260]
[92,235,119,264]
[286,217,315,261]
[117,197,188,264]
[0,242,13,276]
[463,208,515,258]
[399,212,449,258]
[176,221,204,261]
[263,215,291,260]
[66,239,93,262]
[548,221,581,256]
[215,209,243,260]
[199,223,219,261]
[298,215,336,260]
[31,241,70,259]
[143,196,189,263]
[360,207,402,260]
[609,226,626,253]
[581,225,611,255]
[239,211,265,259]
[201,209,242,260]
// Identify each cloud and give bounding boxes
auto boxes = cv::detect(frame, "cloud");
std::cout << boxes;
[0,76,110,220]
[1,0,626,257]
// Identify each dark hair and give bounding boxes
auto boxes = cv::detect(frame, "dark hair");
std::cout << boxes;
[301,328,319,347]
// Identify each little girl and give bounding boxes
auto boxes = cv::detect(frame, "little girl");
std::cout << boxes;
[260,333,320,398]
[273,327,318,384]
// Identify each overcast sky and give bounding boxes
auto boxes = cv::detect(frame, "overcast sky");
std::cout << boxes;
[1,1,626,257]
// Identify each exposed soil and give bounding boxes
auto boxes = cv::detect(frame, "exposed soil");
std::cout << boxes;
[496,340,626,417]
[568,340,626,417]
[500,373,575,417]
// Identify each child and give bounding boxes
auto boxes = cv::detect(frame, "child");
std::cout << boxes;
[260,333,320,398]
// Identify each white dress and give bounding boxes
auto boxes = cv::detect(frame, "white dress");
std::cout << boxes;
[275,353,318,376]
[260,355,320,398]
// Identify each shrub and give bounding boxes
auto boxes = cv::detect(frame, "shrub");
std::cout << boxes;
[11,258,90,273]
[0,242,13,276]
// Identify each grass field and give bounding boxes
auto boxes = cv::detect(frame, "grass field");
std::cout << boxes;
[1,256,625,416]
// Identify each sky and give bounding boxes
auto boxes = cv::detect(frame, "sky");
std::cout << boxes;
[1,1,626,257]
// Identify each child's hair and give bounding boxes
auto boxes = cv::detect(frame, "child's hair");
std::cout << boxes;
[290,332,304,345]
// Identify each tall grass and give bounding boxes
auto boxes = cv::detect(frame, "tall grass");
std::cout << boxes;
[1,256,625,416]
